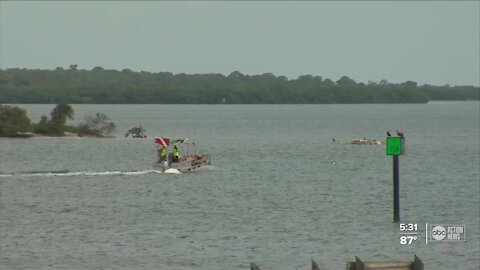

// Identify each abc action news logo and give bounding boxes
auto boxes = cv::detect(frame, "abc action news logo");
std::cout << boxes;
[430,224,465,242]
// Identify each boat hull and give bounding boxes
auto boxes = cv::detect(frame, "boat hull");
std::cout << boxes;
[153,154,211,173]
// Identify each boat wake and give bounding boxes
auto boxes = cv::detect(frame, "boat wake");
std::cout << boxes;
[0,169,156,178]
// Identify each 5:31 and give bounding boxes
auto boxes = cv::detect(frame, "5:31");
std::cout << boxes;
[399,223,418,231]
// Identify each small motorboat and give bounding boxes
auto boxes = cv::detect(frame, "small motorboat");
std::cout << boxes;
[152,137,211,173]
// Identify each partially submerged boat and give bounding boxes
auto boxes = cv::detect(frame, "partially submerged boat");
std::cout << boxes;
[152,137,211,173]
[125,126,147,138]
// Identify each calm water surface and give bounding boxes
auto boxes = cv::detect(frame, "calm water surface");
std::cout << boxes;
[1,103,479,270]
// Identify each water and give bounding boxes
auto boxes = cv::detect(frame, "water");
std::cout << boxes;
[1,102,479,270]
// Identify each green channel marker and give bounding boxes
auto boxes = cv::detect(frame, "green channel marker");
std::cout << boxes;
[386,137,404,156]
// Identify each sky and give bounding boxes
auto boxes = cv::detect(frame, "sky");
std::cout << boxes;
[0,1,479,86]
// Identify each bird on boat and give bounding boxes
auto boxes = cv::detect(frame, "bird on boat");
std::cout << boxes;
[396,129,404,137]
[387,131,391,137]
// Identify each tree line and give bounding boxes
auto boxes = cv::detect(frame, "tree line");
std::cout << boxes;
[0,103,116,137]
[0,67,478,104]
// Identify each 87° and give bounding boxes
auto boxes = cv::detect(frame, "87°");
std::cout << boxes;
[400,235,418,245]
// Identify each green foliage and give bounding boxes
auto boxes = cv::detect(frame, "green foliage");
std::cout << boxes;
[50,103,74,124]
[0,68,478,104]
[48,103,74,135]
[33,115,51,134]
[0,103,116,138]
[77,113,116,137]
[336,76,357,86]
[33,104,75,136]
[0,105,32,136]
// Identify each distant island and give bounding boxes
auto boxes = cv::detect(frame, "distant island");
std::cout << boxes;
[0,67,478,104]
[0,103,116,138]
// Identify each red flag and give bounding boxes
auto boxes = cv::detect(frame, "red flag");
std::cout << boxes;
[154,137,170,146]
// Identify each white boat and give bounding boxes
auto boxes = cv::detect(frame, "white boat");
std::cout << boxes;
[350,138,382,145]
[333,138,383,145]
[152,137,211,173]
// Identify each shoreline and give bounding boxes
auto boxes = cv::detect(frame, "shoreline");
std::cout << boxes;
[0,132,110,139]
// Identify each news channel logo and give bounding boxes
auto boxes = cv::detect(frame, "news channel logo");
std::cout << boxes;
[430,224,465,242]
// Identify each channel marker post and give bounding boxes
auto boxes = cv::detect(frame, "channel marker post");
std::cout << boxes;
[386,136,405,222]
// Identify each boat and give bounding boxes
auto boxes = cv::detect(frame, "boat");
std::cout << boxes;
[350,138,382,145]
[152,137,211,173]
[125,126,147,138]
[333,137,383,145]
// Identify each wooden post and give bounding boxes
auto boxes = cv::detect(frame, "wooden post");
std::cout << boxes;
[312,259,320,270]
[250,263,261,270]
[355,256,365,270]
[412,255,424,270]
[393,154,400,222]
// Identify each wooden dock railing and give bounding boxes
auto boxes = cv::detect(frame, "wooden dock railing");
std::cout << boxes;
[250,255,423,270]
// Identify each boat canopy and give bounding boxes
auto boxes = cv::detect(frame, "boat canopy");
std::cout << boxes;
[154,137,189,146]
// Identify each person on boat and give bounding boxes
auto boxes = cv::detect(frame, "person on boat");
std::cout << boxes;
[172,145,180,162]
[158,146,167,162]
